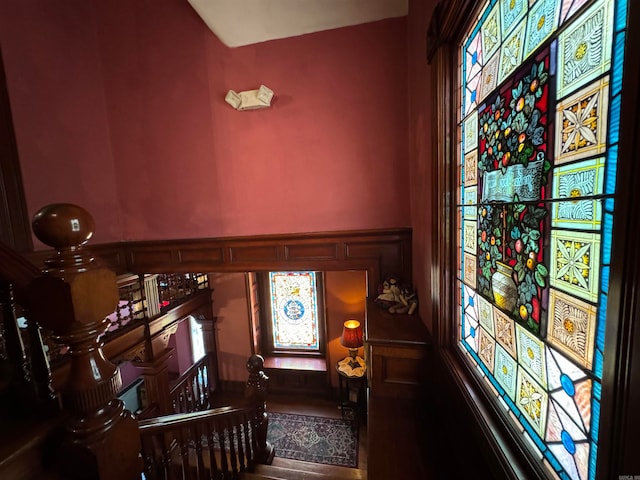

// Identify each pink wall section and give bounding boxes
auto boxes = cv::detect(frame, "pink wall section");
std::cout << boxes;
[211,273,254,383]
[167,319,194,376]
[0,0,123,246]
[0,0,410,244]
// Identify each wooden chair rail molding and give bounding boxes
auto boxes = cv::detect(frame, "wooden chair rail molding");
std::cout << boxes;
[25,228,413,283]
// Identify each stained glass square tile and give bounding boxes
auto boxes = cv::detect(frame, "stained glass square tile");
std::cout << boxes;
[552,157,605,230]
[464,149,479,186]
[524,0,562,60]
[482,5,502,61]
[516,323,548,388]
[463,252,478,289]
[498,19,527,84]
[479,51,500,102]
[555,76,610,165]
[547,289,597,369]
[494,306,518,358]
[478,294,495,336]
[557,0,613,99]
[464,221,477,254]
[464,110,479,153]
[478,327,496,373]
[463,186,477,219]
[549,230,601,302]
[500,0,528,38]
[516,368,549,437]
[494,343,518,399]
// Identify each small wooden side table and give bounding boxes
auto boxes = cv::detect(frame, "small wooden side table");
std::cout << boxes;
[336,357,367,420]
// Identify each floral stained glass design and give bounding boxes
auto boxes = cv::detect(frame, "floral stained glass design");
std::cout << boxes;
[456,0,627,479]
[269,272,320,351]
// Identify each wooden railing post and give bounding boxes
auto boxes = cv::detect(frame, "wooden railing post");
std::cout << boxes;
[138,349,174,416]
[27,204,142,480]
[244,354,274,464]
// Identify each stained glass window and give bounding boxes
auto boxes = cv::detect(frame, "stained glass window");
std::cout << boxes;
[456,1,627,478]
[269,272,320,351]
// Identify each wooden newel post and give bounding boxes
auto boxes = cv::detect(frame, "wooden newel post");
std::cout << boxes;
[244,354,274,464]
[27,204,142,480]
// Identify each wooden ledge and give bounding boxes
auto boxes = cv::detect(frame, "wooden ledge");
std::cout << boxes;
[263,356,327,372]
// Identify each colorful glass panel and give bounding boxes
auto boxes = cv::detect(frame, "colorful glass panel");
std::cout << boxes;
[269,272,319,351]
[457,1,627,478]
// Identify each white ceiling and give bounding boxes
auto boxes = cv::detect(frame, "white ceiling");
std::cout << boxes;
[187,0,408,47]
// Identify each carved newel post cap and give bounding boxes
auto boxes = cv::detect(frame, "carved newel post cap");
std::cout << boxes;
[247,354,265,373]
[32,203,95,250]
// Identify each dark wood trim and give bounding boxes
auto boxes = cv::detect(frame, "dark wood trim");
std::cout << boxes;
[24,228,412,286]
[0,47,31,253]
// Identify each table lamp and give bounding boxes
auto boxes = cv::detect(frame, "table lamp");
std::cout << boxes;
[340,319,363,369]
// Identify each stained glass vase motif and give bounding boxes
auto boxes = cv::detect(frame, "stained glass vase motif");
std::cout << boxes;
[491,261,518,312]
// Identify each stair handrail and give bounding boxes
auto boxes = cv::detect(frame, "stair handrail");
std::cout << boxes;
[138,354,274,479]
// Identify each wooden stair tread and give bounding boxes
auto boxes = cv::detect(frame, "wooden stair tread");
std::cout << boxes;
[246,457,364,480]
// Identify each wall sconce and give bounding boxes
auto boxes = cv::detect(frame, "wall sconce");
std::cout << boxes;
[225,84,274,111]
[340,319,363,369]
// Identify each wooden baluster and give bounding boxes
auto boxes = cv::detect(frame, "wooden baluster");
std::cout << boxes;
[226,417,238,476]
[242,414,253,467]
[235,421,246,471]
[244,354,275,464]
[193,422,206,480]
[217,423,229,475]
[160,434,172,480]
[27,203,142,480]
[178,427,193,480]
[0,281,33,412]
[205,420,219,476]
[22,305,56,410]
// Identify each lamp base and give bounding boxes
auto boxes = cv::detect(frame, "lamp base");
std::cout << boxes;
[347,348,361,369]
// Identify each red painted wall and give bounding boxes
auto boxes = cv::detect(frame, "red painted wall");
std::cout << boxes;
[0,0,409,244]
[0,0,122,245]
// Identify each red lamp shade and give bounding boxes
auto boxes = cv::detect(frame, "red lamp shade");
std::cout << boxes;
[340,320,363,349]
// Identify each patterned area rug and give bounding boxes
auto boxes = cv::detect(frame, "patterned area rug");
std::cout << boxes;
[267,412,358,468]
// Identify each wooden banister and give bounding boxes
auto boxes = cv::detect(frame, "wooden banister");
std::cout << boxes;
[139,354,274,479]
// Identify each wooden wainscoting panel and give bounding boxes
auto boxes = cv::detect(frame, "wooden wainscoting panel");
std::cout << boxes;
[284,243,339,261]
[128,247,176,271]
[177,246,224,265]
[229,245,282,263]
